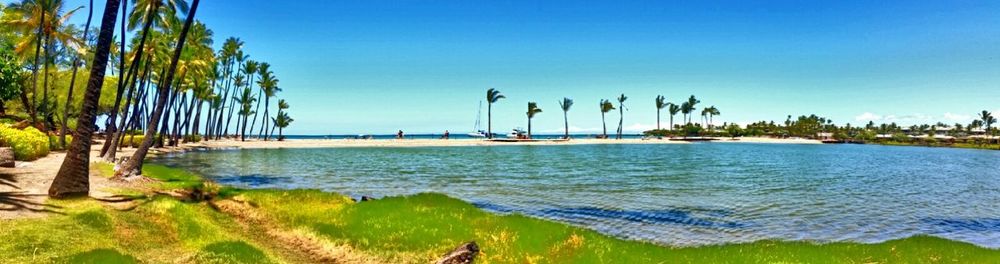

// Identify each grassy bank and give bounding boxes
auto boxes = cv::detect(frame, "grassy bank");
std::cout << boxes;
[875,140,1000,151]
[2,164,999,263]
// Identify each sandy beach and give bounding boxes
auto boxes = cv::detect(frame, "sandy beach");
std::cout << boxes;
[186,136,822,150]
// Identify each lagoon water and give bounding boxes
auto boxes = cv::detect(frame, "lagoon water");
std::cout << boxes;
[153,143,1000,248]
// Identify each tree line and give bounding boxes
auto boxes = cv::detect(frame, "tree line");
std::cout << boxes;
[0,0,293,197]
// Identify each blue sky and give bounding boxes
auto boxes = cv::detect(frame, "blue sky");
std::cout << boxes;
[52,0,1000,134]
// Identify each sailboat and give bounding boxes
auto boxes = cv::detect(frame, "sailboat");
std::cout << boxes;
[468,101,488,138]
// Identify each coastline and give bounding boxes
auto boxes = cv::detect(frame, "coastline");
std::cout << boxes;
[178,136,823,150]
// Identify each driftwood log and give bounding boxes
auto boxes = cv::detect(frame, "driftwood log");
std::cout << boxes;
[436,241,479,264]
[0,147,14,168]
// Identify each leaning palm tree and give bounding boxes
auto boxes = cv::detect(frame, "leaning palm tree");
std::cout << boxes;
[599,99,615,138]
[700,108,710,128]
[486,88,505,138]
[616,94,627,139]
[115,0,200,179]
[558,97,573,139]
[667,103,679,130]
[526,102,542,139]
[49,0,122,198]
[655,95,666,130]
[257,70,279,140]
[236,87,255,141]
[267,98,289,140]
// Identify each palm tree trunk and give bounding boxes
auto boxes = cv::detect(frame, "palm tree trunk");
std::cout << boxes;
[28,10,45,125]
[487,102,492,139]
[617,107,623,139]
[527,118,532,139]
[259,97,270,140]
[49,0,121,198]
[101,3,153,156]
[669,115,674,130]
[116,0,200,178]
[601,112,607,138]
[563,111,568,139]
[656,110,660,130]
[248,78,260,138]
[61,0,95,148]
[41,34,54,130]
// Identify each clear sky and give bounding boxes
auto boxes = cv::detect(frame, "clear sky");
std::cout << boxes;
[55,0,1000,135]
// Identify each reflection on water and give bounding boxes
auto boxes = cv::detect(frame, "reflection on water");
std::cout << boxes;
[152,143,1000,248]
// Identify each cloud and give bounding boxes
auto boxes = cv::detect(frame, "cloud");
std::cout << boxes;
[855,112,882,122]
[943,112,971,122]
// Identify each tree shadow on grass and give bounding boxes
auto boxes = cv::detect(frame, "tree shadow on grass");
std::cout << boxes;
[0,191,65,215]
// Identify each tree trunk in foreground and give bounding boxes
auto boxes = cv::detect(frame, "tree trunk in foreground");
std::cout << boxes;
[115,0,200,178]
[49,0,121,198]
[62,0,95,148]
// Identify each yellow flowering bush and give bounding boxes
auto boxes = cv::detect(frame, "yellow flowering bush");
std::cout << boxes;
[0,125,51,160]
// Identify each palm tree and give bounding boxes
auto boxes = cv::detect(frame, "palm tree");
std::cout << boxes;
[558,97,573,139]
[267,98,288,140]
[655,95,666,130]
[486,88,504,138]
[243,60,261,137]
[257,69,279,140]
[3,0,83,127]
[980,110,995,133]
[61,0,94,148]
[700,108,709,128]
[667,103,679,130]
[115,0,199,178]
[680,95,699,125]
[272,108,292,141]
[526,102,542,139]
[236,87,255,141]
[599,99,614,138]
[706,106,720,130]
[616,93,627,139]
[49,0,121,198]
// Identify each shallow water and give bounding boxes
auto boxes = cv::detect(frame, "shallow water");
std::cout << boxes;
[152,143,1000,248]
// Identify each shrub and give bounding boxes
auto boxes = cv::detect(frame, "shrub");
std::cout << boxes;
[183,134,201,143]
[48,135,73,151]
[0,125,50,160]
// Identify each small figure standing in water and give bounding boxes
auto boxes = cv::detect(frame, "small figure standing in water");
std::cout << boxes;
[397,130,404,139]
[442,130,450,139]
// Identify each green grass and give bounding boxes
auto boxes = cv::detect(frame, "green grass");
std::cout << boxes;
[878,140,1000,151]
[236,190,1000,263]
[5,163,999,263]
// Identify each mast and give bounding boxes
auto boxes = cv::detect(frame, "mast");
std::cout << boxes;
[473,100,482,131]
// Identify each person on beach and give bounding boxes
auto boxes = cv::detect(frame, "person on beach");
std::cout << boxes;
[442,130,450,139]
[397,130,404,139]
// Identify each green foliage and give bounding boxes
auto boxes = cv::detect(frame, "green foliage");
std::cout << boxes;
[0,125,50,160]
[0,42,22,108]
[49,134,72,151]
[183,134,202,142]
[196,241,273,264]
[725,123,744,138]
[65,249,139,264]
[892,133,910,142]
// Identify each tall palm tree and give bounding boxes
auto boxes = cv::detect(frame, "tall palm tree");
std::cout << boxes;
[667,103,679,130]
[49,0,121,198]
[257,69,279,140]
[526,102,542,139]
[486,88,504,138]
[655,95,666,130]
[61,0,93,148]
[558,97,573,139]
[680,95,699,125]
[243,60,261,137]
[616,93,627,139]
[700,108,709,127]
[599,99,614,138]
[236,87,255,141]
[116,0,199,178]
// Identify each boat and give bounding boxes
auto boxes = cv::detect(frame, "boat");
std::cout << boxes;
[468,101,488,138]
[507,128,527,139]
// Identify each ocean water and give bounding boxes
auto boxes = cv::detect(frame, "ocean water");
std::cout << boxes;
[151,143,1000,248]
